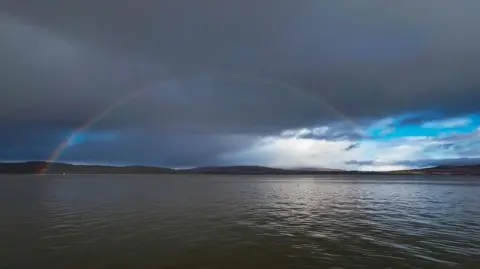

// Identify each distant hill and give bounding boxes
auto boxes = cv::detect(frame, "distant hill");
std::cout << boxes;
[0,161,175,174]
[412,164,480,175]
[0,162,479,175]
[184,165,298,174]
[184,165,347,175]
[389,164,480,176]
[289,167,344,172]
[0,162,356,175]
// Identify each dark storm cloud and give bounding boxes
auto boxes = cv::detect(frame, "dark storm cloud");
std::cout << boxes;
[55,132,255,167]
[1,1,480,163]
[0,122,255,166]
[0,123,68,160]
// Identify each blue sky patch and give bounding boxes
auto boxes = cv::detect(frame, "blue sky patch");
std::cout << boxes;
[66,131,119,147]
[367,112,479,141]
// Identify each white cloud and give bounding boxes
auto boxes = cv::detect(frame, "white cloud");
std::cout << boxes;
[280,128,311,138]
[312,126,329,136]
[225,128,477,171]
[422,117,472,129]
[224,134,432,171]
[222,114,480,171]
[368,117,395,130]
[359,164,411,172]
[231,137,354,169]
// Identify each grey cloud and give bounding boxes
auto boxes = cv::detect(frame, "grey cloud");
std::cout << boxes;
[397,116,434,126]
[281,123,365,141]
[0,123,257,167]
[2,1,480,126]
[439,130,480,142]
[436,143,461,151]
[344,143,361,151]
[62,132,256,167]
[2,1,480,164]
[0,122,76,161]
[305,129,364,141]
[344,160,375,166]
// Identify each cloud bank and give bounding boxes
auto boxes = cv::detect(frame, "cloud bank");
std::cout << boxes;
[1,1,479,169]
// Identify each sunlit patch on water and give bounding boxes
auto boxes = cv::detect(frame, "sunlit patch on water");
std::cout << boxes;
[307,232,329,239]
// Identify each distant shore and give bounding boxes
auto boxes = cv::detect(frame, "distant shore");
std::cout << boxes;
[0,161,479,176]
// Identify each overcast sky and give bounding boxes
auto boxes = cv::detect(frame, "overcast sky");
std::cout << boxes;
[1,1,479,170]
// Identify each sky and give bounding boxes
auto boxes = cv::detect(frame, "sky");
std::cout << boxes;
[1,1,479,171]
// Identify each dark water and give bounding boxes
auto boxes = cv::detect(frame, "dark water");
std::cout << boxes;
[1,175,479,269]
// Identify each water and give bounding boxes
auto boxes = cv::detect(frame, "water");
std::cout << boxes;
[1,175,479,269]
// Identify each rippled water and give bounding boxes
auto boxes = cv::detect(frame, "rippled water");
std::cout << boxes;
[1,175,479,269]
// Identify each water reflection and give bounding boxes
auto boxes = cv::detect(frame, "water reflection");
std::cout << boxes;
[0,175,479,269]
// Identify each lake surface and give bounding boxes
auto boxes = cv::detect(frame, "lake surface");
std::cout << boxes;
[1,175,479,269]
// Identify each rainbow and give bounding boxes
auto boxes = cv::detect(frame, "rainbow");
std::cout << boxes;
[38,86,150,174]
[39,73,363,174]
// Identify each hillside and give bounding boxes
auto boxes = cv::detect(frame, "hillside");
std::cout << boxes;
[0,162,479,175]
[0,162,356,175]
[412,165,480,175]
[0,161,175,174]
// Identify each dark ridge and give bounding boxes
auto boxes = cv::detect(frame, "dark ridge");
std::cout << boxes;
[430,164,480,170]
[183,166,294,174]
[0,162,479,175]
[413,164,480,175]
[183,165,371,175]
[0,161,175,174]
